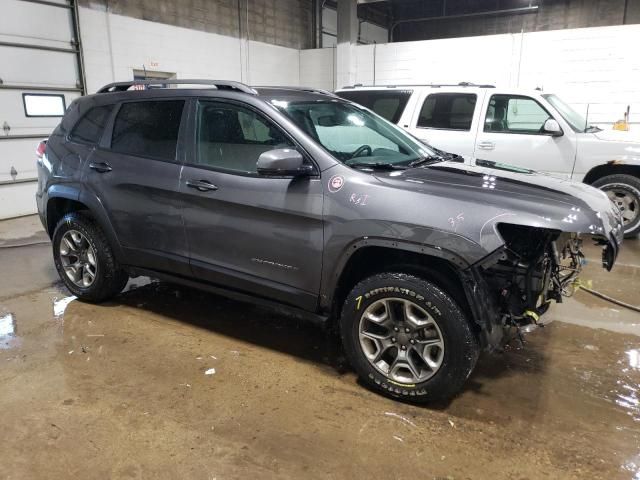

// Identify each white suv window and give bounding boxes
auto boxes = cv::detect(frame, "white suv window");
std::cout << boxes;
[417,93,476,131]
[484,95,551,134]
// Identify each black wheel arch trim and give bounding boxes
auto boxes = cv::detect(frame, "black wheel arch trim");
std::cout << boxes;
[320,236,470,309]
[320,237,504,349]
[46,184,125,263]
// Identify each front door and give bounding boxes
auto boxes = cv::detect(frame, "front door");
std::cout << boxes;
[180,99,323,311]
[84,99,189,274]
[473,94,576,177]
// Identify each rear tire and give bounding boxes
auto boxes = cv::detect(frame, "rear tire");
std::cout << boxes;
[339,272,479,403]
[592,174,640,238]
[52,212,128,303]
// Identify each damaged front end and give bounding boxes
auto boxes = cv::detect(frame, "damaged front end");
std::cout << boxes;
[463,224,619,349]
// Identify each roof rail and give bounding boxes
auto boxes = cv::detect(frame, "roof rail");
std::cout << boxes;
[341,82,495,89]
[253,86,338,97]
[96,79,258,94]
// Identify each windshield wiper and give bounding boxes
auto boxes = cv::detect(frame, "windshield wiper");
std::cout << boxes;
[347,162,407,170]
[584,125,602,133]
[408,155,446,167]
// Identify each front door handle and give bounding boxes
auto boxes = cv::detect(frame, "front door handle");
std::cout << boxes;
[186,179,218,192]
[89,161,112,173]
[477,141,495,151]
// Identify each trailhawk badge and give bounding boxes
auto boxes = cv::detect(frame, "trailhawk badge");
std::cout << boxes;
[328,175,345,193]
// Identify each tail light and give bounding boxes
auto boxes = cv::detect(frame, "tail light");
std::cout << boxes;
[36,139,47,159]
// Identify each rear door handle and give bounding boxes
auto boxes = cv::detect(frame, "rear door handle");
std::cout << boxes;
[186,179,218,192]
[89,161,112,173]
[477,141,495,150]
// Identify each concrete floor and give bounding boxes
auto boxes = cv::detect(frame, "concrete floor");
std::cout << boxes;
[1,216,639,479]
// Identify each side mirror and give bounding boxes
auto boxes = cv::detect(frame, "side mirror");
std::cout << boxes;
[257,148,313,177]
[543,118,563,137]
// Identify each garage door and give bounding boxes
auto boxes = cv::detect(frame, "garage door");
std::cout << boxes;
[0,0,84,219]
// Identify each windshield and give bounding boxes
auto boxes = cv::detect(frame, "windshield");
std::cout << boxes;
[272,99,435,167]
[542,94,587,132]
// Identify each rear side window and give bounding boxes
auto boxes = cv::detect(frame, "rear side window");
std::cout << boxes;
[417,93,476,131]
[337,90,412,123]
[69,105,113,145]
[111,100,184,161]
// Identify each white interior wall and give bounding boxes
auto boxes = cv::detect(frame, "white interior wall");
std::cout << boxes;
[311,24,640,127]
[79,6,301,94]
[299,48,335,91]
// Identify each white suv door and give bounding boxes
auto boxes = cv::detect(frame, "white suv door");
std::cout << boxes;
[406,89,482,158]
[473,93,576,177]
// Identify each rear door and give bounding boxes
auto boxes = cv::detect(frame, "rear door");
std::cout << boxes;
[179,99,323,311]
[473,94,576,176]
[0,0,83,219]
[406,90,482,158]
[84,98,190,275]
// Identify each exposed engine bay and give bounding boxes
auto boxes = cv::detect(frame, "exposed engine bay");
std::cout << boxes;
[484,224,586,337]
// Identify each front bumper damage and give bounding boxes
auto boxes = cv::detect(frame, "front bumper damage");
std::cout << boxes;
[460,212,623,350]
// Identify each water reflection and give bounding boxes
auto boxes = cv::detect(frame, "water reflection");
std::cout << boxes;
[613,349,640,426]
[0,312,16,350]
[628,349,640,370]
[53,296,76,319]
[622,456,640,480]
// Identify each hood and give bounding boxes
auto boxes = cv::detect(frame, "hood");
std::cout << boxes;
[593,129,640,144]
[371,159,623,250]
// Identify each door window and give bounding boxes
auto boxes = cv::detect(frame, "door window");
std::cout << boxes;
[417,93,476,131]
[484,95,551,134]
[195,101,294,174]
[69,104,113,145]
[336,90,413,123]
[111,100,185,161]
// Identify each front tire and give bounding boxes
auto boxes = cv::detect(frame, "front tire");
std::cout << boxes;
[52,212,128,303]
[592,174,640,238]
[339,273,479,403]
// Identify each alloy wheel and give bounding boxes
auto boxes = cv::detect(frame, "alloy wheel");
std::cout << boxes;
[358,297,445,384]
[59,230,97,288]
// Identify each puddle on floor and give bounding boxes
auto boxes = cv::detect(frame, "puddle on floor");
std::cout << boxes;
[0,311,18,350]
[0,281,638,479]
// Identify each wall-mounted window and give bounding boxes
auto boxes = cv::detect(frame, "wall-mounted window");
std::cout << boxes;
[22,93,66,117]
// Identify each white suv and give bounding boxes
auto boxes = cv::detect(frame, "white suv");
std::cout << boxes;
[336,83,640,237]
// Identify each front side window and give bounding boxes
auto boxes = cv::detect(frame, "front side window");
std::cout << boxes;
[417,93,476,131]
[111,100,184,161]
[274,100,433,166]
[484,95,551,134]
[337,90,412,123]
[69,105,113,145]
[196,101,294,174]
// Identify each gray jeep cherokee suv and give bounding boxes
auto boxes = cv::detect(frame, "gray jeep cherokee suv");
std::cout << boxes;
[36,79,623,403]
